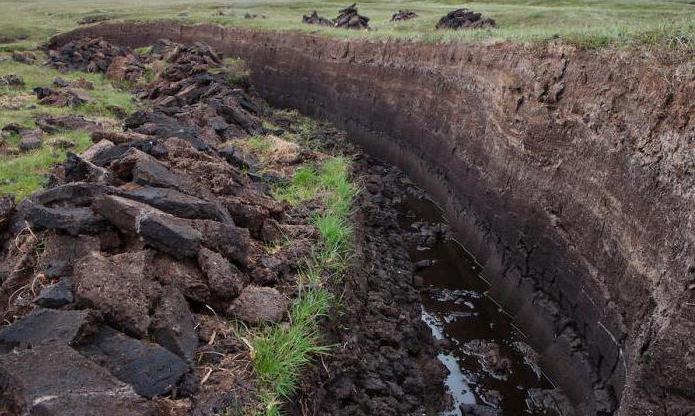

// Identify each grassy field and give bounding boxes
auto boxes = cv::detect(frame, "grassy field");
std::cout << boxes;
[0,55,136,198]
[0,0,693,50]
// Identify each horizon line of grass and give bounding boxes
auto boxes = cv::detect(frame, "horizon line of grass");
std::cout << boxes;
[1,0,694,52]
[246,153,358,416]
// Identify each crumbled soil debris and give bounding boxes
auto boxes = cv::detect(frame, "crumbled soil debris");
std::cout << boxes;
[334,3,370,29]
[391,10,418,22]
[436,8,497,30]
[302,11,334,26]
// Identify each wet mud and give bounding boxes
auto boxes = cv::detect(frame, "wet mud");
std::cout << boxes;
[295,137,572,415]
[399,194,570,415]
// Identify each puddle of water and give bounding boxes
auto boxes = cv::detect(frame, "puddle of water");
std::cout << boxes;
[423,308,477,413]
[398,194,554,415]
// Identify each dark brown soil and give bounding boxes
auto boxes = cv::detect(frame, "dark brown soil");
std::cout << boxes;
[289,152,448,415]
[435,9,496,30]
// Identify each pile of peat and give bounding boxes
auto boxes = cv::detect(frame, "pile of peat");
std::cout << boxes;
[436,9,497,30]
[0,38,448,415]
[0,39,313,414]
[302,3,370,30]
[44,37,143,80]
[334,3,370,30]
[391,10,418,22]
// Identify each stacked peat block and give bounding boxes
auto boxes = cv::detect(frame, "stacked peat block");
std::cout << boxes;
[436,8,497,29]
[302,4,369,29]
[302,11,334,26]
[0,39,317,415]
[334,3,370,29]
[45,37,144,81]
[391,10,418,22]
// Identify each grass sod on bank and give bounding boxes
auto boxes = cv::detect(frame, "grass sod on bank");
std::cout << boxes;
[244,151,357,415]
[0,0,693,51]
[0,57,137,199]
[0,130,92,199]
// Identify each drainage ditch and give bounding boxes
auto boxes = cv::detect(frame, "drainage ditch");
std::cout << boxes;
[46,21,695,416]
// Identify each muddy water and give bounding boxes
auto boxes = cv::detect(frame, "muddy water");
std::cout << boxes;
[397,195,555,415]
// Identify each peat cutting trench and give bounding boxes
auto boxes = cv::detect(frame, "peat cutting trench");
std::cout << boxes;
[25,21,695,416]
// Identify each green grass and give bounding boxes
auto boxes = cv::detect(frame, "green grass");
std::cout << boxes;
[0,58,137,122]
[246,134,272,155]
[0,0,693,50]
[247,147,357,415]
[0,57,137,199]
[0,130,91,198]
[248,289,333,416]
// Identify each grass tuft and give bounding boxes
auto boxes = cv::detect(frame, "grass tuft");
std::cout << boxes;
[246,150,357,415]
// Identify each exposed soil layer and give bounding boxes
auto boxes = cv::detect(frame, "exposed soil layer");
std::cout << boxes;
[49,22,695,416]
